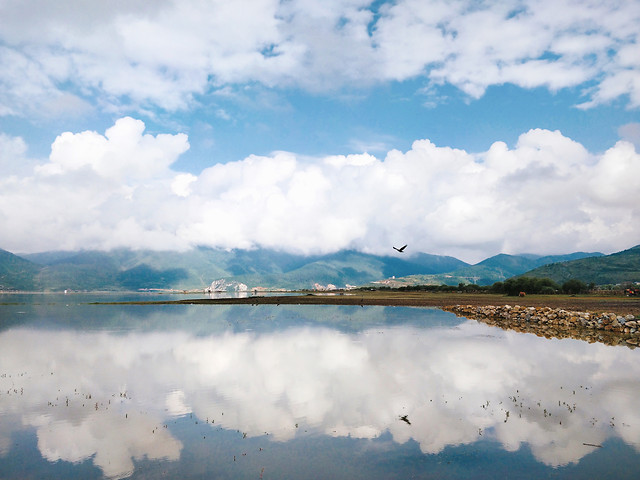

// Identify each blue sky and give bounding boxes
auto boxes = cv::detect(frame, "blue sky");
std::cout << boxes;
[0,0,639,262]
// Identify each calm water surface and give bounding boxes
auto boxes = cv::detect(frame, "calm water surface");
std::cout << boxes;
[1,294,639,479]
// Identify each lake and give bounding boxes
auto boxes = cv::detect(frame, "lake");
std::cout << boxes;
[1,293,639,479]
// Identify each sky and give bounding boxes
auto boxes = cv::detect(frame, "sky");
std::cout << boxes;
[0,0,639,263]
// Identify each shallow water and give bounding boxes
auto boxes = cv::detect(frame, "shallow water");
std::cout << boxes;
[1,294,639,479]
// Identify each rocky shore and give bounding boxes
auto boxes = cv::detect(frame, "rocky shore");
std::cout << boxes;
[443,304,640,349]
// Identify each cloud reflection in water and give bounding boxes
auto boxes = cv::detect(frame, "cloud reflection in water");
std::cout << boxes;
[1,308,639,478]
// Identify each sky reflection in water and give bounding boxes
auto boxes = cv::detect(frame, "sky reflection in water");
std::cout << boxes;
[1,299,639,479]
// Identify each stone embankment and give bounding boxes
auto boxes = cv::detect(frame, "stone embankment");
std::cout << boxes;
[443,304,640,348]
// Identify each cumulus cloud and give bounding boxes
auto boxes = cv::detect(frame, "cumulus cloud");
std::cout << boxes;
[38,117,189,180]
[0,0,638,114]
[619,122,640,149]
[0,118,638,260]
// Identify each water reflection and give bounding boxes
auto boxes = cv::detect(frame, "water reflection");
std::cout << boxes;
[1,304,639,478]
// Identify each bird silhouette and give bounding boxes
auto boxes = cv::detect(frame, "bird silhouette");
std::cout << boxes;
[393,244,407,253]
[399,414,411,425]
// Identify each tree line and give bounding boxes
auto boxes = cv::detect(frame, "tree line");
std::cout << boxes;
[364,277,594,295]
[490,277,593,295]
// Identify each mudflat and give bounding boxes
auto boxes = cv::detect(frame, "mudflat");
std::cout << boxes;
[171,291,640,316]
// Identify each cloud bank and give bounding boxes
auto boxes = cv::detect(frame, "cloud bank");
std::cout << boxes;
[0,0,639,116]
[1,117,638,261]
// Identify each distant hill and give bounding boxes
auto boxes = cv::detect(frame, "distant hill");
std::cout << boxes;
[374,252,603,287]
[235,250,467,290]
[452,252,604,284]
[518,245,640,285]
[2,245,633,292]
[0,249,40,291]
[22,248,243,291]
[9,247,468,292]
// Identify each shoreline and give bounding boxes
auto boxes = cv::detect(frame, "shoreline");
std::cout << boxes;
[87,291,640,315]
[7,290,639,348]
[444,304,640,349]
[4,289,639,317]
[170,292,640,315]
[175,292,640,348]
[89,291,640,348]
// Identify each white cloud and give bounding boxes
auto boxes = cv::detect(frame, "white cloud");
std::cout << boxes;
[0,132,29,174]
[619,122,640,149]
[0,118,638,260]
[171,173,197,197]
[39,117,189,180]
[589,141,640,204]
[0,0,638,115]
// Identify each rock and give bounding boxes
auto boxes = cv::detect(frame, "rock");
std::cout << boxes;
[441,304,638,349]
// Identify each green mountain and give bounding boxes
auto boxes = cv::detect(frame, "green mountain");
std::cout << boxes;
[518,245,640,285]
[235,250,467,290]
[379,252,603,286]
[2,245,633,292]
[0,249,40,291]
[10,247,467,292]
[24,248,229,291]
[450,252,604,284]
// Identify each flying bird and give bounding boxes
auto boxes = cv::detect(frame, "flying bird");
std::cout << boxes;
[399,414,411,425]
[393,244,407,253]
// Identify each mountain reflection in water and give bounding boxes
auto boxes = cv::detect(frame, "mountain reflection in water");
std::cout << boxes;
[0,302,639,479]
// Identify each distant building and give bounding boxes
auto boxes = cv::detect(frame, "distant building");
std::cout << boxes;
[205,279,248,293]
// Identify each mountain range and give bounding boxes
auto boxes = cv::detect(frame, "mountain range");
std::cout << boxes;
[0,245,637,292]
[1,247,465,292]
[382,251,606,287]
[517,245,640,285]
